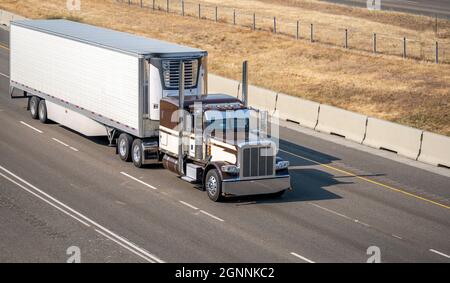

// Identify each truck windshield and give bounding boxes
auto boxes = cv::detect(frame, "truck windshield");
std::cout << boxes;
[204,109,251,142]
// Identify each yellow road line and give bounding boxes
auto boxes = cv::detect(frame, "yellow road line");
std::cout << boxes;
[281,149,450,210]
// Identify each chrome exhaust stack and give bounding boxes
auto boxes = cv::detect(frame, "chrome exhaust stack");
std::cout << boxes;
[202,55,208,97]
[178,61,185,176]
[242,60,248,107]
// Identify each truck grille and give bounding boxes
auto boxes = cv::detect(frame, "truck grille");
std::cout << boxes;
[162,59,198,89]
[241,146,275,178]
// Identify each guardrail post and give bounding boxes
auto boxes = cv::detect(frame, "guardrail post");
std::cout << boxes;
[152,0,155,10]
[310,23,313,42]
[233,9,236,25]
[253,13,256,30]
[166,0,169,13]
[273,17,276,34]
[198,3,201,19]
[296,20,299,40]
[373,33,377,54]
[140,0,142,8]
[345,29,348,48]
[215,6,218,22]
[128,0,131,5]
[436,41,439,64]
[403,37,407,58]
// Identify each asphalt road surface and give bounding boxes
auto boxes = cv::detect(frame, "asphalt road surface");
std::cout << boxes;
[322,0,450,18]
[0,28,449,263]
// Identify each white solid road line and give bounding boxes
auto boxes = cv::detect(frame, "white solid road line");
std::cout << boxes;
[120,172,158,190]
[94,229,157,263]
[52,137,69,147]
[69,146,79,152]
[179,200,199,210]
[0,172,92,228]
[430,249,450,259]
[0,165,164,263]
[0,72,9,78]
[290,252,315,263]
[200,210,224,222]
[20,121,43,133]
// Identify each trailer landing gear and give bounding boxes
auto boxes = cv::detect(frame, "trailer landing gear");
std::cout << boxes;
[106,127,117,147]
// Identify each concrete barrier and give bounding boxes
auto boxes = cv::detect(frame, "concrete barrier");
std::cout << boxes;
[208,75,277,112]
[418,132,450,168]
[363,117,423,160]
[275,93,319,129]
[208,74,240,98]
[315,104,368,143]
[248,85,277,113]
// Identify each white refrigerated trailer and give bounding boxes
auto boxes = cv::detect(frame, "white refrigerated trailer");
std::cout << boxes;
[10,19,207,140]
[10,20,290,201]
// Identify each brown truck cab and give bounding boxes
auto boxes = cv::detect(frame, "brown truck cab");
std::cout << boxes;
[158,93,291,201]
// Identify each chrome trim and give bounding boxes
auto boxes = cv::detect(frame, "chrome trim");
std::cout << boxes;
[141,140,160,165]
[222,175,290,196]
[238,142,276,180]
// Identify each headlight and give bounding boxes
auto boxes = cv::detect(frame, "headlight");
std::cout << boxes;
[276,160,290,170]
[221,165,240,174]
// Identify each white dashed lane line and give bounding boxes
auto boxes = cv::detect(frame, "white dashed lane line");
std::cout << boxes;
[52,138,69,147]
[430,249,450,260]
[290,252,315,263]
[52,137,79,152]
[20,121,43,134]
[120,172,158,190]
[179,200,199,210]
[199,210,224,222]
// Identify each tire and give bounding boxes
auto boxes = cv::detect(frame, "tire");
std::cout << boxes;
[29,96,40,119]
[131,139,143,168]
[117,133,133,162]
[205,169,223,202]
[38,99,48,123]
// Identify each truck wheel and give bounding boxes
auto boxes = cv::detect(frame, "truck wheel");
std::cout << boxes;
[132,139,143,168]
[118,133,133,162]
[38,99,48,123]
[205,169,223,202]
[29,96,40,119]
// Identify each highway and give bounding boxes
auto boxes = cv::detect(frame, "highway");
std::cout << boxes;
[0,27,449,263]
[322,0,450,18]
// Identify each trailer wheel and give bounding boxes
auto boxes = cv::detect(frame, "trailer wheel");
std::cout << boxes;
[118,133,133,162]
[205,169,223,202]
[29,96,40,119]
[38,99,48,123]
[132,139,143,168]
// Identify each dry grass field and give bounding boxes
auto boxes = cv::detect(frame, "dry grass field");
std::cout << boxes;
[1,0,449,136]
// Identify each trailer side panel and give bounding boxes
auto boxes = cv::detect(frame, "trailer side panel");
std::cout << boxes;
[10,24,140,132]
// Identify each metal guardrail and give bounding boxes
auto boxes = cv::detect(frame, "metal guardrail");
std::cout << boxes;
[118,0,450,64]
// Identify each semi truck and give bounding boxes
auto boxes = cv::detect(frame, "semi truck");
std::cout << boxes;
[9,20,291,201]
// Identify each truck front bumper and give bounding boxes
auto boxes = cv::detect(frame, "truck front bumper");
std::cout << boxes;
[221,175,291,197]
